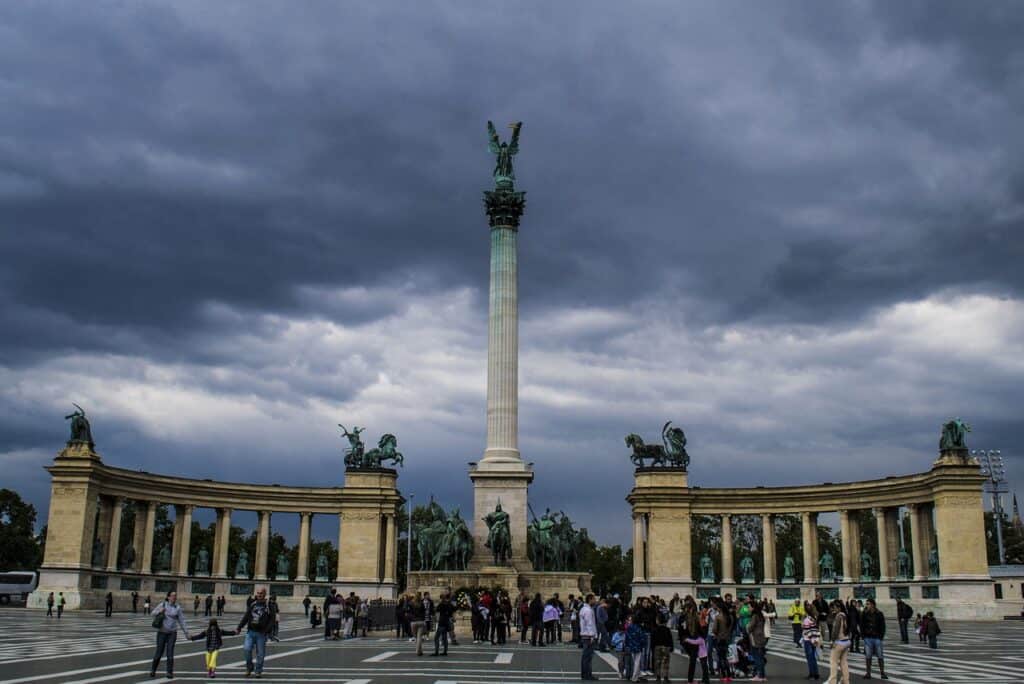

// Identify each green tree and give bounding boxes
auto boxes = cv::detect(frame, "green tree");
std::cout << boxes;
[583,544,632,598]
[0,489,42,570]
[308,539,338,581]
[690,515,721,580]
[984,511,1024,565]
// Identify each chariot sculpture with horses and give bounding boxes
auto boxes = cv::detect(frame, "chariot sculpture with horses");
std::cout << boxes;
[625,421,690,469]
[339,425,404,469]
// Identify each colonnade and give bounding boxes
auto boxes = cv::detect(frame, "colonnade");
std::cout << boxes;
[34,442,402,608]
[647,504,934,585]
[89,498,400,583]
[627,456,996,617]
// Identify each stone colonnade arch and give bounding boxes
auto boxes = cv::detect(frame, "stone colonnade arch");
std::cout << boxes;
[30,441,401,610]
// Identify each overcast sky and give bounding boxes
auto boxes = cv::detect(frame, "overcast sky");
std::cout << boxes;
[3,1,1023,547]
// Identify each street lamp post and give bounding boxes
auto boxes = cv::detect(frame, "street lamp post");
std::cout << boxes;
[974,449,1007,565]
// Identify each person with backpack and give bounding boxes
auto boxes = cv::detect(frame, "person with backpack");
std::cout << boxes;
[150,590,190,679]
[189,617,237,679]
[46,592,54,618]
[236,587,277,678]
[105,592,114,618]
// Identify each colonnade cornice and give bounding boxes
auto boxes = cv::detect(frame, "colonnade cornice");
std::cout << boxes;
[49,461,403,515]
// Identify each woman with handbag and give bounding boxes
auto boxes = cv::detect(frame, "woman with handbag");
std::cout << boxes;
[150,591,190,679]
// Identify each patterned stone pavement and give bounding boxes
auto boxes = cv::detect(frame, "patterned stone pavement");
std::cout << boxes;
[1,608,1022,683]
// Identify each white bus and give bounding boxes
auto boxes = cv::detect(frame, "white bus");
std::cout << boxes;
[0,571,39,604]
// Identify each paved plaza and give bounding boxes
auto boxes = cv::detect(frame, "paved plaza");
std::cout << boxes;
[1,608,1023,683]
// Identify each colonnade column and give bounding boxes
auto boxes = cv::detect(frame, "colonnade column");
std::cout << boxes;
[176,505,193,575]
[919,504,935,575]
[170,507,184,573]
[295,512,312,582]
[802,511,818,583]
[94,497,114,566]
[874,508,891,581]
[255,510,271,581]
[105,498,124,571]
[131,502,147,571]
[140,501,158,574]
[839,510,853,582]
[884,508,901,579]
[721,515,734,584]
[632,515,646,582]
[335,513,345,582]
[383,514,397,584]
[908,503,926,581]
[213,508,231,578]
[849,512,862,580]
[761,514,777,584]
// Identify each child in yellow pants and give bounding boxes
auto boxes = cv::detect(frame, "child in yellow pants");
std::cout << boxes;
[190,618,235,678]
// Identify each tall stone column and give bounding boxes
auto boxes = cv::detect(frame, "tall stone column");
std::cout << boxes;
[94,497,114,567]
[131,502,147,571]
[884,508,901,579]
[296,512,312,582]
[335,512,345,582]
[170,508,184,573]
[919,503,935,574]
[176,505,193,576]
[761,514,777,584]
[383,514,397,584]
[721,515,734,584]
[849,513,862,579]
[213,508,231,578]
[469,152,533,568]
[255,511,271,581]
[874,508,891,581]
[908,503,926,581]
[140,501,158,574]
[839,510,853,582]
[106,498,124,572]
[802,511,818,583]
[632,514,646,582]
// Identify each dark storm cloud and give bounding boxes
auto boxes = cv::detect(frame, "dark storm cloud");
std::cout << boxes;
[3,1,1024,541]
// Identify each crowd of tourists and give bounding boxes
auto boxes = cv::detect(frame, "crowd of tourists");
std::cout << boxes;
[130,584,934,681]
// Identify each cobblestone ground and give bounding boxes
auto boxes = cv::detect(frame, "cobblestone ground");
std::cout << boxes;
[1,608,1023,683]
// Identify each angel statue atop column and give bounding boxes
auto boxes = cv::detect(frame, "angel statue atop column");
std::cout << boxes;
[488,121,522,188]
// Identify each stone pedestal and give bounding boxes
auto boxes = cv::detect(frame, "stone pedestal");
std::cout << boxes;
[469,464,534,569]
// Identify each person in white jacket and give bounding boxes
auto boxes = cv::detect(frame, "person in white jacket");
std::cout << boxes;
[579,594,599,681]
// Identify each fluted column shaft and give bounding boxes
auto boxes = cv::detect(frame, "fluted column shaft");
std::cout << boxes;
[721,515,734,584]
[761,514,777,584]
[106,498,124,571]
[335,513,345,582]
[908,504,926,580]
[632,515,646,581]
[176,505,193,575]
[383,514,397,583]
[296,512,312,581]
[140,501,158,574]
[255,511,271,580]
[875,508,890,581]
[839,510,854,582]
[213,508,231,577]
[802,512,818,583]
[483,226,520,461]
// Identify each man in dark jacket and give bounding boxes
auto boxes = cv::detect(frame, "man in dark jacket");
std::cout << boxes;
[431,593,455,656]
[895,598,913,643]
[529,593,545,646]
[237,588,277,678]
[323,589,338,640]
[595,598,610,651]
[860,598,888,680]
[205,594,214,617]
[846,599,862,653]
